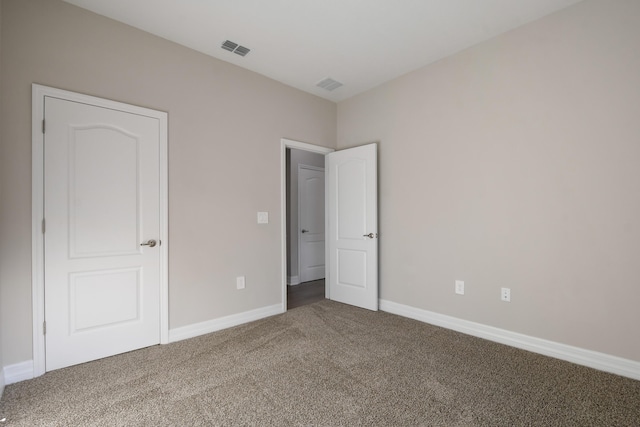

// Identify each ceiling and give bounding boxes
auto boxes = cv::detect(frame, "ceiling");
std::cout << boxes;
[62,0,583,103]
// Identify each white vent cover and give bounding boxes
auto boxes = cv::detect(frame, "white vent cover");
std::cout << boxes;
[316,78,343,91]
[221,40,251,57]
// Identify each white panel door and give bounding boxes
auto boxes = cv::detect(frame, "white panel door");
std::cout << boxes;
[299,166,325,283]
[326,143,378,311]
[44,96,161,371]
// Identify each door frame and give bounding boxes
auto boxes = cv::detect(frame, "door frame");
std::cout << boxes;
[297,164,325,284]
[31,84,169,377]
[280,139,333,311]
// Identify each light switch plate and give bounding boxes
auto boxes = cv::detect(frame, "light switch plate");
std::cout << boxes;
[257,211,269,224]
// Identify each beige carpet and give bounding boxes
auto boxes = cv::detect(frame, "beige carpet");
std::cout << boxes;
[1,300,638,426]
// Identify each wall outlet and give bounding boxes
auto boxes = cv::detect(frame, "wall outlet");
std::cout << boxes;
[236,276,246,290]
[501,287,511,302]
[455,280,464,295]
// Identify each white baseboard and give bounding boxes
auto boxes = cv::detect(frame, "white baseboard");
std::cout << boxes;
[380,299,640,381]
[7,301,637,386]
[288,275,300,286]
[2,305,282,385]
[0,366,5,398]
[3,360,34,385]
[169,304,283,343]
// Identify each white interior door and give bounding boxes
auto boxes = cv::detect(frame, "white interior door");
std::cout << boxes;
[299,165,325,283]
[44,96,162,371]
[326,143,378,311]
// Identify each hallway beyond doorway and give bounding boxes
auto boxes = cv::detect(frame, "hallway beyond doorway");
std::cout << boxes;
[287,279,325,309]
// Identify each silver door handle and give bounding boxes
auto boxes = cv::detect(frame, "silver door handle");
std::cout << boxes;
[140,239,157,247]
[301,229,309,233]
[363,233,377,239]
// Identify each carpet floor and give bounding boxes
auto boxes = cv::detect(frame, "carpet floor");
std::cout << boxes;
[1,300,638,426]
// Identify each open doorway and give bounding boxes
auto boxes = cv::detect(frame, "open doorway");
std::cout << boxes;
[286,148,325,308]
[280,139,379,312]
[280,139,333,311]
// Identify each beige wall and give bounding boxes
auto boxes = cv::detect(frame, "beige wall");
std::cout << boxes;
[0,0,336,366]
[3,0,638,372]
[338,0,640,362]
[286,149,325,282]
[0,0,5,397]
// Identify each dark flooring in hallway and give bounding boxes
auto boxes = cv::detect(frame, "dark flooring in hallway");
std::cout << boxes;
[287,279,325,309]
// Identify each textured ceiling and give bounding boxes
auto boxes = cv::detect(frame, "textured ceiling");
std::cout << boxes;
[63,0,583,102]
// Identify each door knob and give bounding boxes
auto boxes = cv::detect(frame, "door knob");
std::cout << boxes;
[140,239,157,247]
[301,229,309,233]
[363,233,377,239]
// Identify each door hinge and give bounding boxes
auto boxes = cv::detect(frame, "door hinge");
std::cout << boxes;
[42,218,46,234]
[42,119,46,134]
[43,321,47,335]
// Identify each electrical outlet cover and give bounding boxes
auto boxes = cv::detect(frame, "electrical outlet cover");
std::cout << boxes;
[455,280,464,295]
[257,212,269,224]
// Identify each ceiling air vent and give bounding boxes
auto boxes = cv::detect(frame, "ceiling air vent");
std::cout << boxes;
[233,45,251,57]
[316,77,343,92]
[221,40,251,57]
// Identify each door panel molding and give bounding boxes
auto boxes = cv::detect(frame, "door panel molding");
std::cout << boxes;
[327,143,378,311]
[31,84,169,377]
[298,164,325,283]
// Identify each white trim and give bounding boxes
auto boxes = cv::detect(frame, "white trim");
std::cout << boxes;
[32,85,46,378]
[169,304,282,343]
[380,299,640,381]
[8,303,281,384]
[0,366,5,397]
[288,275,301,286]
[31,84,169,377]
[13,298,638,383]
[3,360,34,385]
[280,139,334,312]
[158,101,170,346]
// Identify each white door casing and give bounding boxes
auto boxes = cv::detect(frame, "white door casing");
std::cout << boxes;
[280,139,333,311]
[326,143,378,311]
[32,85,168,376]
[298,165,325,283]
